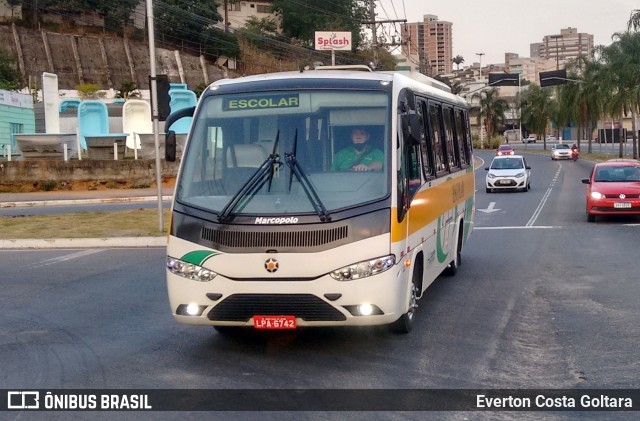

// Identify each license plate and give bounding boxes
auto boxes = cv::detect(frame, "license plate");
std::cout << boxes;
[499,180,511,185]
[614,202,631,209]
[253,315,296,329]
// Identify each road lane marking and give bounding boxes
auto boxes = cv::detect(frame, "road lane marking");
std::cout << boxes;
[475,226,558,230]
[526,166,561,227]
[27,249,104,269]
[478,202,500,213]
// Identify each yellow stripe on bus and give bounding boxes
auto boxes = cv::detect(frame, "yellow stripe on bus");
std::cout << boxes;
[391,169,475,243]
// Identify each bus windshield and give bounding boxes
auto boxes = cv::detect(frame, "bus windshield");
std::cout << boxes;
[175,89,390,219]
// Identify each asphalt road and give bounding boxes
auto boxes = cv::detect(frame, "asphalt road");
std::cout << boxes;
[1,150,639,419]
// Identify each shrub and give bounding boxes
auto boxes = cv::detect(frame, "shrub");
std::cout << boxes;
[76,83,100,99]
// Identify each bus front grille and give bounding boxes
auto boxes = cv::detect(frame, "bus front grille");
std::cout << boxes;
[207,294,347,322]
[201,226,348,248]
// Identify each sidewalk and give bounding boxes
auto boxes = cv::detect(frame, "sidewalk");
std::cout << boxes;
[0,187,174,249]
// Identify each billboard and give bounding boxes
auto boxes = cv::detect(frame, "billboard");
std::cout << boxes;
[315,32,352,51]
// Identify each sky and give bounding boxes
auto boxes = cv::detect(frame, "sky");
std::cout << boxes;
[376,0,638,66]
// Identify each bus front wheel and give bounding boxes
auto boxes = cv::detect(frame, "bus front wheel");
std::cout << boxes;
[390,269,420,334]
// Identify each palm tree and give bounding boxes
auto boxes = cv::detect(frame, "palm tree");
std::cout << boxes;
[433,76,464,95]
[558,57,607,153]
[520,84,554,148]
[450,81,464,95]
[452,55,464,71]
[116,80,140,99]
[628,9,640,32]
[470,88,509,146]
[601,31,640,159]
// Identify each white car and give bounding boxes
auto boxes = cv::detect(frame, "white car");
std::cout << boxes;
[485,155,531,193]
[523,135,537,143]
[551,143,572,160]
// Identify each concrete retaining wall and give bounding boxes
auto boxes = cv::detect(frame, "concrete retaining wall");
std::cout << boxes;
[0,24,228,91]
[0,159,180,190]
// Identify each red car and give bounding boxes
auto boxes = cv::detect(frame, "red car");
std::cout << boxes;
[496,144,515,156]
[582,161,640,222]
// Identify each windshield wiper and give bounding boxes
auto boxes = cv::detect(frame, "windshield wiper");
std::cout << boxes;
[218,132,281,223]
[284,129,331,222]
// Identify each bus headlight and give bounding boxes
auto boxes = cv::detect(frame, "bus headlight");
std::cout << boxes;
[330,255,396,281]
[167,256,217,282]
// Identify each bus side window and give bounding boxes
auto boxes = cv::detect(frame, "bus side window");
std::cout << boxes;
[417,100,435,180]
[427,102,447,175]
[454,109,469,167]
[443,106,459,171]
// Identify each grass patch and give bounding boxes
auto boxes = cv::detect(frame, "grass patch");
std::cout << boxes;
[0,208,171,239]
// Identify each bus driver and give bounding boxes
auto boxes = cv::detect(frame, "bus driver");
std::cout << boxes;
[333,127,384,171]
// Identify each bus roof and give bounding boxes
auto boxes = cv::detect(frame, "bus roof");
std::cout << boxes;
[208,69,464,106]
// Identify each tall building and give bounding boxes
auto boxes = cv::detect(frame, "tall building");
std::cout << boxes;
[505,53,556,85]
[530,27,594,68]
[401,15,453,75]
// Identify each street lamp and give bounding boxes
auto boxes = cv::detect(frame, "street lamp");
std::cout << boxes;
[518,72,522,143]
[476,53,485,148]
[476,52,484,79]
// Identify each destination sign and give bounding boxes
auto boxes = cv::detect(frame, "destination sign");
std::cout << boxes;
[223,94,300,111]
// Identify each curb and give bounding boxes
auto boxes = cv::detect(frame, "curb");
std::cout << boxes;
[0,237,167,249]
[0,195,173,209]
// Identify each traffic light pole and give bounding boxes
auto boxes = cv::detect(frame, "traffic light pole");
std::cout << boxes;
[146,0,164,232]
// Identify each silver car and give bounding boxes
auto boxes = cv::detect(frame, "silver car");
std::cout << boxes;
[551,143,572,160]
[485,155,531,193]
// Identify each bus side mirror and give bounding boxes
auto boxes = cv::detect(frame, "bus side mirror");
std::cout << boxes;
[166,131,176,162]
[164,106,195,162]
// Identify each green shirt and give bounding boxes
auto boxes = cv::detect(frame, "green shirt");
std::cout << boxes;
[333,146,384,171]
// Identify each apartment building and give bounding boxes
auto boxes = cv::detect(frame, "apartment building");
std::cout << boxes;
[530,27,594,67]
[504,53,557,85]
[217,0,280,33]
[401,14,453,75]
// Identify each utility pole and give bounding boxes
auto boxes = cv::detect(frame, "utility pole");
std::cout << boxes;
[223,0,229,32]
[369,0,377,47]
[362,1,406,49]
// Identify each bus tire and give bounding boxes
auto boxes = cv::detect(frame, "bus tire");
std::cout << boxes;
[390,268,420,334]
[443,227,463,277]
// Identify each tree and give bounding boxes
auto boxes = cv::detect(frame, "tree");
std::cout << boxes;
[116,80,140,99]
[628,9,640,32]
[243,16,280,36]
[272,0,368,50]
[520,84,554,148]
[470,88,509,143]
[354,48,397,71]
[451,55,464,71]
[96,0,140,36]
[598,31,640,158]
[154,0,223,51]
[0,48,21,91]
[433,76,464,95]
